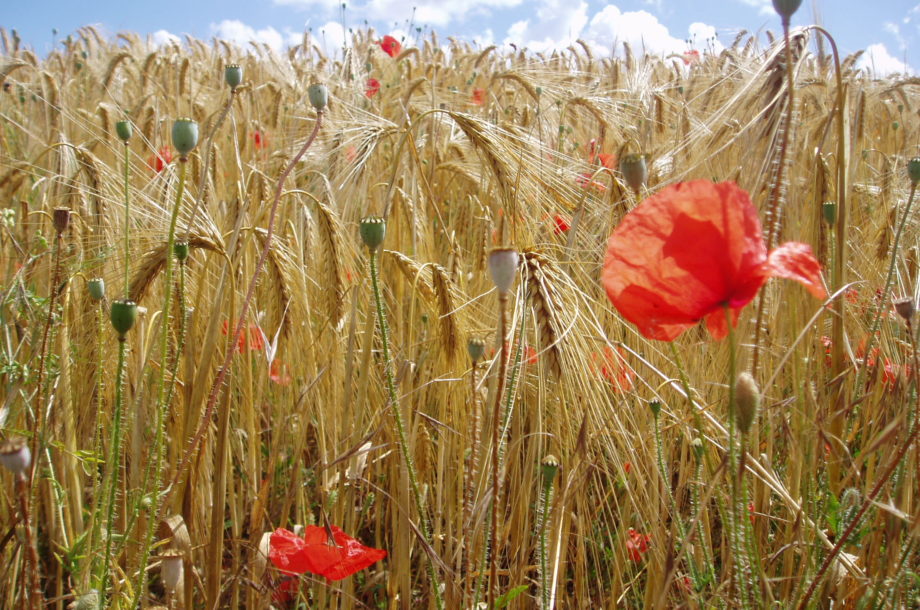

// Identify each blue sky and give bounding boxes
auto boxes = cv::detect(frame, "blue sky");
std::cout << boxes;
[6,1,919,75]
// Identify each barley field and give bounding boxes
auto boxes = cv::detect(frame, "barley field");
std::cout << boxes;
[0,12,917,610]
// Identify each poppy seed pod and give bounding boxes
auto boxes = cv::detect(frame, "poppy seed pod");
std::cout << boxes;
[225,64,243,90]
[51,207,71,234]
[488,248,519,295]
[734,372,760,435]
[0,437,31,477]
[159,551,184,594]
[171,118,198,157]
[359,216,386,250]
[467,338,486,362]
[308,83,328,111]
[173,241,190,262]
[115,120,132,143]
[894,297,915,321]
[772,0,803,22]
[541,454,560,485]
[620,154,648,194]
[908,157,920,185]
[87,278,105,302]
[110,299,138,337]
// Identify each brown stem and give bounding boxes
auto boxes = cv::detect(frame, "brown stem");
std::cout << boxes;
[488,292,510,609]
[16,474,42,609]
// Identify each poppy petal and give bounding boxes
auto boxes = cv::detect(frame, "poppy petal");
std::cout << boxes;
[766,242,827,299]
[302,525,387,581]
[269,528,312,574]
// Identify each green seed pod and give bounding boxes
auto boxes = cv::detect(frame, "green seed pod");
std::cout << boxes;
[87,278,105,302]
[225,64,243,90]
[115,120,132,142]
[52,207,71,234]
[308,83,329,111]
[467,338,486,362]
[359,216,386,250]
[174,241,190,262]
[822,201,837,225]
[488,248,519,295]
[620,153,648,194]
[110,299,138,337]
[171,118,199,157]
[541,454,560,485]
[908,157,920,185]
[734,372,760,435]
[772,0,803,23]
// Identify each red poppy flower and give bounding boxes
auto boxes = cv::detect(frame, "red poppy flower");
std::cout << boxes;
[576,172,607,192]
[590,346,635,392]
[553,214,571,235]
[147,146,172,173]
[365,77,381,98]
[524,344,538,365]
[471,88,486,105]
[380,35,401,58]
[269,526,387,581]
[596,153,617,169]
[748,501,756,524]
[253,130,268,150]
[682,49,701,65]
[602,180,826,341]
[221,319,265,353]
[625,528,651,562]
[270,359,292,386]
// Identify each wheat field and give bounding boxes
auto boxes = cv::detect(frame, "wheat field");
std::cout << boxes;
[0,17,917,609]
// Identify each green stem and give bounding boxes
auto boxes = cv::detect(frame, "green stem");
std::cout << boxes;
[369,247,444,610]
[489,293,511,609]
[123,141,130,299]
[538,475,554,609]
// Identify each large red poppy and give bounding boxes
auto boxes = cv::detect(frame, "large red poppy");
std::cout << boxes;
[380,35,401,58]
[269,526,387,581]
[602,180,825,341]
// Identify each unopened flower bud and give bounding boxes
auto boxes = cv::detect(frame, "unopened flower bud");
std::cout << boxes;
[87,278,105,302]
[620,153,648,194]
[115,120,132,143]
[53,207,71,234]
[734,372,760,435]
[0,437,31,477]
[488,248,518,295]
[308,83,329,111]
[110,299,138,338]
[648,400,662,417]
[174,241,190,262]
[171,118,198,157]
[359,216,386,250]
[894,297,915,321]
[908,157,920,185]
[691,437,704,460]
[541,454,560,485]
[225,64,243,90]
[467,338,485,362]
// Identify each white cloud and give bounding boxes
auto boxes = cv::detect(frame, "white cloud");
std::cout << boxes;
[150,29,181,47]
[210,19,288,51]
[505,1,589,53]
[274,0,523,28]
[857,43,912,76]
[688,22,726,54]
[311,21,348,55]
[736,0,774,17]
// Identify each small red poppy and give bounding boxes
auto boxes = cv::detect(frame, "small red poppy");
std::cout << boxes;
[626,528,651,562]
[253,130,268,150]
[147,146,172,173]
[380,35,401,58]
[471,88,486,105]
[221,319,265,353]
[269,526,387,581]
[576,172,607,192]
[602,180,826,341]
[596,153,617,169]
[524,344,538,365]
[553,214,571,235]
[365,77,381,98]
[270,359,292,386]
[682,49,701,65]
[590,346,635,392]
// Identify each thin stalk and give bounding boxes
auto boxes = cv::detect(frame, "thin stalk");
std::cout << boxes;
[489,292,510,610]
[537,470,555,609]
[122,141,130,298]
[85,301,107,589]
[16,472,42,609]
[184,90,235,242]
[462,359,481,606]
[368,247,444,609]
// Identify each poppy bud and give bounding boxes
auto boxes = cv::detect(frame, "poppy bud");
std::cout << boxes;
[620,154,648,194]
[734,372,760,435]
[488,248,519,295]
[894,297,915,321]
[171,118,198,157]
[225,64,243,90]
[908,157,920,185]
[174,241,190,262]
[308,83,328,111]
[87,278,105,302]
[0,437,31,477]
[822,201,837,225]
[115,120,132,143]
[691,437,704,460]
[772,0,802,23]
[53,207,71,234]
[467,338,486,362]
[159,550,184,595]
[110,299,138,337]
[648,400,662,417]
[541,454,560,485]
[359,216,386,250]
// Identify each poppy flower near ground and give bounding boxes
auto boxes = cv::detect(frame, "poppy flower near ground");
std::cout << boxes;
[524,344,538,365]
[625,528,651,562]
[365,77,381,98]
[602,180,826,341]
[270,360,292,386]
[596,153,617,169]
[253,130,268,150]
[380,35,401,57]
[590,346,635,392]
[471,88,486,105]
[221,319,265,353]
[576,172,607,192]
[552,214,571,235]
[269,526,387,581]
[147,146,172,173]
